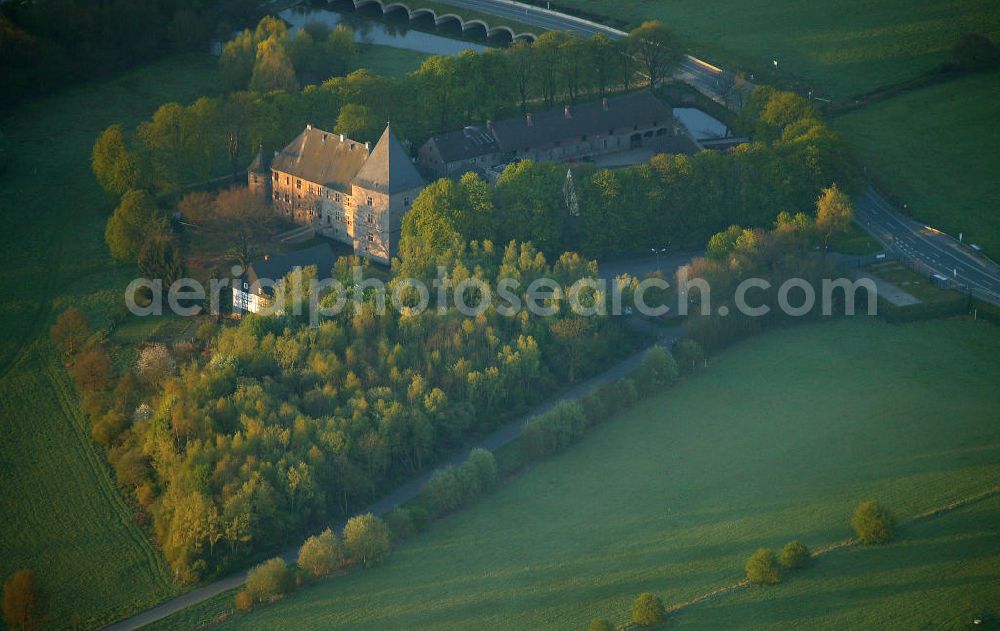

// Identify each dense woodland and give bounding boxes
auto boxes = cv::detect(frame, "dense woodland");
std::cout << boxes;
[55,239,639,581]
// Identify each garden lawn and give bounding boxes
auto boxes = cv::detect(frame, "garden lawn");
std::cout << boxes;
[546,0,1000,98]
[153,317,1000,630]
[832,69,1000,260]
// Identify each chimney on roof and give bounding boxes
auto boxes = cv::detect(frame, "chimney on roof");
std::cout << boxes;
[365,141,371,151]
[306,123,312,130]
[340,134,345,142]
[602,97,609,111]
[526,113,533,126]
[564,105,572,119]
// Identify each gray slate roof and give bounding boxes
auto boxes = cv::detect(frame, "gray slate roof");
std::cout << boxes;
[248,243,338,295]
[271,126,370,193]
[491,91,672,152]
[352,125,426,195]
[428,126,500,163]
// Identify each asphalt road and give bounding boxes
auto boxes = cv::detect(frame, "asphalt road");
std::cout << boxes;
[856,188,1000,305]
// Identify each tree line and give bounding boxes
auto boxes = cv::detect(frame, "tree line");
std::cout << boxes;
[403,85,856,263]
[90,18,685,200]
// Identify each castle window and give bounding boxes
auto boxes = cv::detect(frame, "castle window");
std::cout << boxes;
[284,193,290,203]
[285,176,290,185]
[273,191,279,200]
[366,213,374,225]
[273,172,278,182]
[367,233,374,242]
[335,193,342,202]
[296,179,302,189]
[367,196,373,206]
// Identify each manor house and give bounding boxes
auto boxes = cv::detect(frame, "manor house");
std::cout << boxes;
[248,124,425,265]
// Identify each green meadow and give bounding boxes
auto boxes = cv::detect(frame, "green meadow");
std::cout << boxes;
[152,318,1000,630]
[0,44,429,628]
[549,0,1000,98]
[832,69,1000,258]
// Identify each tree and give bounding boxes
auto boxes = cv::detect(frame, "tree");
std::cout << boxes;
[628,21,683,89]
[343,513,391,568]
[335,103,382,143]
[220,30,256,90]
[415,55,460,131]
[184,187,274,267]
[589,33,617,97]
[952,33,999,71]
[70,347,112,396]
[137,236,184,288]
[852,500,895,544]
[245,557,291,602]
[745,548,782,584]
[298,528,343,578]
[92,124,140,196]
[105,189,166,262]
[251,37,299,93]
[2,569,41,631]
[50,308,91,356]
[815,184,853,246]
[588,619,614,631]
[779,540,811,570]
[137,344,176,386]
[642,346,679,389]
[631,592,666,627]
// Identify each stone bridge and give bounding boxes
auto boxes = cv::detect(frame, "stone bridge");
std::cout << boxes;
[335,0,538,44]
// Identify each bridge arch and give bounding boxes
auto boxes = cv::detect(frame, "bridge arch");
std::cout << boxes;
[340,0,538,46]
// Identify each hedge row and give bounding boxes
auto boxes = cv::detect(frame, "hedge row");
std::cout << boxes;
[520,346,684,465]
[420,449,499,517]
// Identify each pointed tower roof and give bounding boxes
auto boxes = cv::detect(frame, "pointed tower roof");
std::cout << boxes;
[247,145,271,173]
[352,125,425,195]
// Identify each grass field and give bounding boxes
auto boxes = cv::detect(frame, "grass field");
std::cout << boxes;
[832,69,1000,259]
[150,318,1000,630]
[0,43,430,628]
[548,0,1000,98]
[0,53,223,629]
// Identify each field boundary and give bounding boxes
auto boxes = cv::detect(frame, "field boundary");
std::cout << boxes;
[661,484,1000,619]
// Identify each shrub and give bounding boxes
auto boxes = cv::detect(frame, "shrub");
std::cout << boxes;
[423,466,464,515]
[343,513,391,568]
[851,500,895,545]
[234,589,253,611]
[779,540,811,570]
[3,569,41,631]
[588,619,615,631]
[631,592,666,627]
[50,308,91,356]
[675,338,704,374]
[385,508,416,543]
[465,448,498,494]
[408,507,431,533]
[245,557,291,603]
[640,346,679,392]
[745,548,782,584]
[297,529,343,578]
